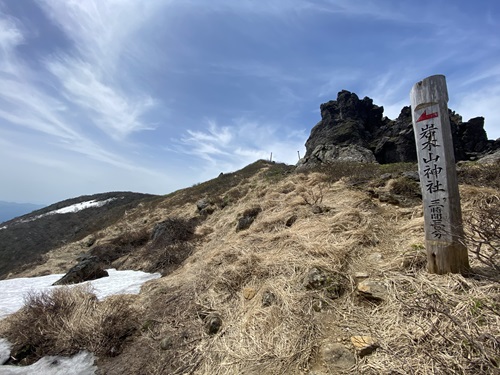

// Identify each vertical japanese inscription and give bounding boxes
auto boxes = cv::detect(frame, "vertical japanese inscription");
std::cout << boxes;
[410,75,468,274]
[415,105,450,241]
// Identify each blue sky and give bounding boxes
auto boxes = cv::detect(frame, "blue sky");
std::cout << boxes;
[0,0,499,205]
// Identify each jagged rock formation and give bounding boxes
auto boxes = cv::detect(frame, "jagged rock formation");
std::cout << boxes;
[298,90,499,168]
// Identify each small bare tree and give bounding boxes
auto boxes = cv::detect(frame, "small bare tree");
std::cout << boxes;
[463,197,500,273]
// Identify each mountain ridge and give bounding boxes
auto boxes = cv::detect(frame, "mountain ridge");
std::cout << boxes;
[0,201,45,225]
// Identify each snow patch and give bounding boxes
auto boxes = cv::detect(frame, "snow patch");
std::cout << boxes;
[0,269,159,373]
[47,198,116,215]
[0,338,10,365]
[16,197,118,224]
[0,347,97,375]
[0,269,160,320]
[0,226,6,230]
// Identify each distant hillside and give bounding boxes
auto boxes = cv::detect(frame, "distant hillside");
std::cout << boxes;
[0,201,45,224]
[0,192,158,279]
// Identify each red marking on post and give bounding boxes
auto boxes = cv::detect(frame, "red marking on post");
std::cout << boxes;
[417,110,439,123]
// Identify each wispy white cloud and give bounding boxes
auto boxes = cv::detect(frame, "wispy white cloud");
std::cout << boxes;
[174,118,306,180]
[0,5,176,203]
[0,15,23,48]
[34,0,161,139]
[46,57,156,140]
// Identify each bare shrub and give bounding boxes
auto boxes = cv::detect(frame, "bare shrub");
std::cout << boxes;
[150,217,196,247]
[358,273,500,375]
[390,177,420,196]
[313,162,378,185]
[458,162,500,190]
[136,217,199,275]
[148,242,194,275]
[300,183,325,206]
[463,196,500,274]
[2,286,138,365]
[90,228,150,265]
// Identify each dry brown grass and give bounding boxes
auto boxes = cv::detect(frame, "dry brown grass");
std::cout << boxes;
[93,174,393,374]
[1,285,138,365]
[4,161,500,375]
[352,271,500,375]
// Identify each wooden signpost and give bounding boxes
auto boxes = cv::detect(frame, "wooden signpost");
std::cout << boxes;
[410,75,469,274]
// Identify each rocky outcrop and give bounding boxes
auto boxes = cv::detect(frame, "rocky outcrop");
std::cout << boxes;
[53,256,108,285]
[298,91,499,168]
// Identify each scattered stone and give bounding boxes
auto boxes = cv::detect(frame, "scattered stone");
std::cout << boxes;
[357,279,386,302]
[196,198,216,215]
[350,336,379,357]
[160,336,174,350]
[285,215,297,227]
[319,342,356,371]
[262,291,276,307]
[378,193,400,205]
[52,256,108,285]
[303,268,326,289]
[368,252,383,262]
[380,173,392,181]
[304,268,343,299]
[83,235,96,247]
[243,287,256,300]
[196,198,210,211]
[353,272,369,279]
[236,207,262,232]
[402,171,420,181]
[204,313,222,335]
[311,205,323,214]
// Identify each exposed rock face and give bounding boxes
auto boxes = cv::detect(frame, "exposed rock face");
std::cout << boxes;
[299,91,499,167]
[53,256,108,285]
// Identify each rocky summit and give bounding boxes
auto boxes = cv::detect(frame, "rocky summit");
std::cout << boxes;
[298,90,500,168]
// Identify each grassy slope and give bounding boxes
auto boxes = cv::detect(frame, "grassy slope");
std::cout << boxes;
[2,160,499,374]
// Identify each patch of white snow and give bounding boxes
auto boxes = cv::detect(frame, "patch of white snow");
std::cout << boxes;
[0,349,97,375]
[17,198,117,224]
[0,338,11,365]
[0,269,160,373]
[48,198,116,215]
[0,269,160,320]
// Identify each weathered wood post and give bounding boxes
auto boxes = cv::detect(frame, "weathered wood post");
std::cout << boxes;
[410,74,469,274]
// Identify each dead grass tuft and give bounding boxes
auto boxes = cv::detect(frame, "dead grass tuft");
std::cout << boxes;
[357,271,500,375]
[1,285,138,365]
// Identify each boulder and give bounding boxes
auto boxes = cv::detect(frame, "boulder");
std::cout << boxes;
[478,149,500,165]
[53,256,108,285]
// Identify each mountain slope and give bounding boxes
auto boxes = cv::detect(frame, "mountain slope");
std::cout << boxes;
[0,192,158,279]
[1,160,499,374]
